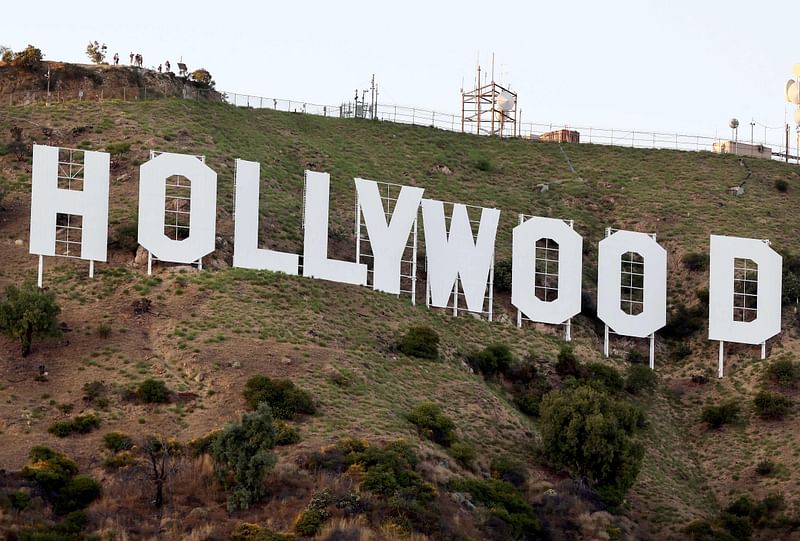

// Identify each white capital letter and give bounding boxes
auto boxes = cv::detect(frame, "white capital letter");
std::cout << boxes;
[138,153,217,263]
[709,235,782,344]
[355,178,423,294]
[597,230,667,338]
[232,159,298,274]
[30,145,109,261]
[512,217,582,324]
[421,200,500,313]
[303,171,367,285]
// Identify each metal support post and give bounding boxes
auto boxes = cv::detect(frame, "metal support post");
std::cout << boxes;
[718,341,725,378]
[649,333,655,369]
[37,255,44,288]
[147,251,153,276]
[89,260,94,279]
[604,325,610,357]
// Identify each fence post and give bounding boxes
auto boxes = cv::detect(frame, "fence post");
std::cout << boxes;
[631,130,635,147]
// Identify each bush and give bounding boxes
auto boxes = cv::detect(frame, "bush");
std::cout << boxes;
[191,68,215,88]
[539,386,644,506]
[625,364,657,394]
[682,252,708,272]
[626,349,644,364]
[0,282,61,356]
[96,323,112,338]
[116,222,139,253]
[490,457,526,487]
[756,460,777,476]
[661,304,704,340]
[243,375,315,419]
[8,490,32,513]
[230,523,293,541]
[584,363,624,393]
[48,414,101,437]
[775,179,789,192]
[293,491,331,536]
[188,429,222,456]
[701,401,740,429]
[21,446,79,491]
[274,421,301,445]
[211,403,278,510]
[10,44,43,71]
[466,343,514,376]
[474,156,494,172]
[53,475,102,515]
[448,442,476,467]
[398,326,439,359]
[449,479,539,538]
[753,391,791,420]
[764,357,800,388]
[137,378,170,403]
[103,450,136,469]
[493,259,512,292]
[103,431,133,452]
[555,344,580,378]
[406,402,457,447]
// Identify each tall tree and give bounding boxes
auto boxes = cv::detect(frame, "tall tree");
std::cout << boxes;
[0,283,60,356]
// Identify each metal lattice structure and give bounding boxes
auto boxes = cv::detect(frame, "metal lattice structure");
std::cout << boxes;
[354,181,418,303]
[461,65,518,137]
[733,258,758,322]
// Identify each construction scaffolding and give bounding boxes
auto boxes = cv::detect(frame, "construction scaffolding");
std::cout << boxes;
[461,63,518,137]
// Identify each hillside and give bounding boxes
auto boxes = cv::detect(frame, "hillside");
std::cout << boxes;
[2,97,800,540]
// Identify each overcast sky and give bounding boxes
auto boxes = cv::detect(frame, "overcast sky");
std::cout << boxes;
[4,1,799,145]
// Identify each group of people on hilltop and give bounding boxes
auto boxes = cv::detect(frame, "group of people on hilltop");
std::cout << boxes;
[129,52,144,67]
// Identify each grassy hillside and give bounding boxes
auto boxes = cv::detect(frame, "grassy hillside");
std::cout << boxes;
[1,98,800,540]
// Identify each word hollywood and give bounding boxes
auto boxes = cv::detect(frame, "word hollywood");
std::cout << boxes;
[29,145,783,376]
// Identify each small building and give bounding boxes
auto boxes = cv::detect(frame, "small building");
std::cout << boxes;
[712,141,772,159]
[540,129,580,143]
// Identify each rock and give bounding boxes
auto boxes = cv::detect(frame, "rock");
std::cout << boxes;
[282,357,292,365]
[229,360,242,369]
[535,183,549,193]
[431,164,453,175]
[729,185,745,196]
[134,245,148,266]
[543,488,558,498]
[193,373,204,383]
[451,492,476,511]
[14,239,23,246]
[186,507,208,521]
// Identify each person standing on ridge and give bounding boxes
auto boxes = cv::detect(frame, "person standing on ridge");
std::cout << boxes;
[158,64,162,73]
[113,52,119,65]
[165,60,170,73]
[129,52,134,65]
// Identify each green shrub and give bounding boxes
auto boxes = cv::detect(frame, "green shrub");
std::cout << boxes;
[682,252,708,272]
[466,343,514,376]
[21,446,79,491]
[229,523,293,541]
[293,491,331,536]
[243,375,315,419]
[406,402,457,447]
[96,323,112,338]
[448,442,476,467]
[8,490,32,513]
[398,326,439,359]
[275,421,301,445]
[0,282,61,356]
[82,380,107,406]
[449,479,539,538]
[103,431,133,452]
[775,179,789,192]
[756,460,777,476]
[103,451,136,469]
[211,403,278,510]
[625,364,657,394]
[115,222,139,253]
[701,401,740,428]
[753,391,791,420]
[490,457,526,487]
[539,386,644,506]
[662,304,704,339]
[584,363,624,393]
[137,378,170,403]
[493,259,512,292]
[53,475,102,515]
[764,357,800,388]
[188,429,221,456]
[555,344,579,378]
[626,349,644,364]
[48,414,100,437]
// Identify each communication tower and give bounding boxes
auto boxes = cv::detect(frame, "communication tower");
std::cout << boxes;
[461,56,517,137]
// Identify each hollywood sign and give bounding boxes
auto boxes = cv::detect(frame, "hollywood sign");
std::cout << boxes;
[28,145,782,376]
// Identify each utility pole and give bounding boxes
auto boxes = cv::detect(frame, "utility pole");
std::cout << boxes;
[750,119,754,145]
[370,74,375,120]
[787,123,790,164]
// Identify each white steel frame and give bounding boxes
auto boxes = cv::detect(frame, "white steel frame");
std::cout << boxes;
[516,214,573,340]
[354,181,418,304]
[37,148,94,287]
[603,228,657,369]
[145,150,206,275]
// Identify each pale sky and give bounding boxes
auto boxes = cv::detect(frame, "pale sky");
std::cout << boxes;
[4,1,799,145]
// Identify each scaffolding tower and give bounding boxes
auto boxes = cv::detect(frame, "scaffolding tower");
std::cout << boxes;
[461,63,518,137]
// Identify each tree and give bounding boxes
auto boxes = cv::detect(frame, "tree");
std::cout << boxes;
[85,41,107,64]
[539,385,644,506]
[0,46,13,63]
[0,283,60,356]
[12,45,43,71]
[142,435,182,509]
[191,68,214,88]
[211,402,278,510]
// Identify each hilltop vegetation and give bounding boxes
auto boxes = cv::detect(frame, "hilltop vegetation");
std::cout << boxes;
[0,97,800,539]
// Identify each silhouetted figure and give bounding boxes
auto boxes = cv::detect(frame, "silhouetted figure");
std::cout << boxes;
[129,52,134,65]
[158,64,162,73]
[113,53,119,65]
[165,60,170,73]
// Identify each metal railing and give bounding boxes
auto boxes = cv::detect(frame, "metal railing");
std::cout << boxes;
[4,85,798,163]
